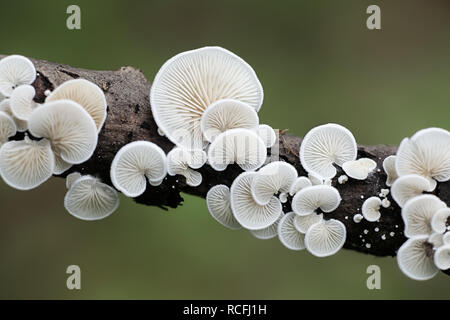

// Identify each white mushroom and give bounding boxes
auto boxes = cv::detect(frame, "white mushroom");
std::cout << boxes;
[0,99,27,132]
[110,141,167,197]
[338,175,348,184]
[342,158,377,180]
[402,195,446,237]
[256,124,276,148]
[434,245,450,270]
[200,99,259,142]
[288,176,312,196]
[304,219,347,257]
[353,214,363,223]
[251,161,297,205]
[308,173,332,186]
[299,123,357,180]
[53,155,73,175]
[66,172,82,189]
[291,185,341,216]
[206,184,241,230]
[444,232,450,245]
[277,212,306,250]
[230,172,282,230]
[0,55,36,97]
[150,46,263,150]
[382,155,398,186]
[28,100,98,166]
[251,212,283,240]
[391,174,433,208]
[208,128,266,172]
[64,175,120,221]
[0,137,54,190]
[46,79,107,132]
[361,197,382,222]
[431,207,450,234]
[396,128,450,191]
[428,233,444,249]
[10,84,39,121]
[0,111,16,145]
[167,147,204,187]
[293,212,323,233]
[397,235,439,281]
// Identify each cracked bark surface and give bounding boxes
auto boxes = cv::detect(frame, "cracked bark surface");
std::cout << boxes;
[5,55,449,264]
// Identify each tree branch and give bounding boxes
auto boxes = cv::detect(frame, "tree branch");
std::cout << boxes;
[8,55,449,260]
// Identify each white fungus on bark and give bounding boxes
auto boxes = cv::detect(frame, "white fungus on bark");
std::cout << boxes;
[0,55,36,97]
[361,196,382,222]
[391,174,433,208]
[9,84,39,121]
[277,212,306,250]
[206,184,241,230]
[304,219,347,257]
[291,185,341,216]
[342,158,376,180]
[167,147,204,187]
[382,155,398,187]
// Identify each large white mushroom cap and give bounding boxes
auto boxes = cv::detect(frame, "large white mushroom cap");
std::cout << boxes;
[10,84,39,121]
[402,195,446,237]
[300,123,357,180]
[434,245,450,270]
[342,158,377,180]
[291,185,341,216]
[251,212,283,240]
[251,161,298,205]
[200,99,259,142]
[64,175,120,221]
[0,111,16,145]
[397,235,439,280]
[431,207,450,234]
[289,176,312,196]
[0,137,54,190]
[206,184,241,230]
[167,147,204,187]
[304,219,347,257]
[293,212,323,233]
[0,99,28,132]
[230,172,282,230]
[46,79,107,132]
[110,141,167,197]
[396,128,450,190]
[361,196,382,222]
[0,55,36,97]
[391,174,433,208]
[28,100,98,165]
[277,212,306,250]
[382,155,398,186]
[208,128,267,172]
[150,46,263,150]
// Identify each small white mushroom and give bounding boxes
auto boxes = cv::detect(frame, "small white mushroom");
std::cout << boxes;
[304,219,347,257]
[342,158,377,180]
[230,172,282,230]
[278,192,288,203]
[277,212,306,250]
[308,173,331,186]
[299,123,357,180]
[353,214,363,223]
[64,175,120,221]
[397,235,439,281]
[157,128,165,136]
[0,111,17,145]
[380,188,390,197]
[150,46,263,150]
[396,128,450,191]
[200,99,259,142]
[10,84,39,121]
[0,99,27,132]
[251,212,283,240]
[0,137,54,190]
[362,197,382,222]
[256,124,276,148]
[167,147,204,187]
[434,245,450,270]
[338,175,348,184]
[110,141,167,197]
[288,176,312,196]
[382,155,398,186]
[391,174,433,208]
[46,79,107,132]
[431,207,450,234]
[66,172,82,189]
[208,128,266,172]
[0,55,36,97]
[402,195,446,238]
[293,212,323,233]
[251,161,297,205]
[381,198,391,208]
[206,184,241,230]
[291,185,341,216]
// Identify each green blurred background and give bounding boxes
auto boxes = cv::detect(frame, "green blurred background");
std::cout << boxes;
[0,0,449,299]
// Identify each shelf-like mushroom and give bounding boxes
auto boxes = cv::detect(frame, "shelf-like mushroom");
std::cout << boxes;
[391,174,433,208]
[304,219,347,257]
[206,184,241,230]
[0,111,16,146]
[342,158,377,180]
[361,196,382,222]
[10,84,39,121]
[277,212,306,250]
[291,185,341,216]
[382,155,398,186]
[0,55,36,97]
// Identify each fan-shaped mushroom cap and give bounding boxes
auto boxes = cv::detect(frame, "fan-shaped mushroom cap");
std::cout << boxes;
[251,212,283,240]
[293,212,323,233]
[304,219,347,257]
[64,175,119,221]
[299,123,357,180]
[396,128,450,191]
[251,161,298,206]
[342,158,377,180]
[308,173,331,186]
[291,185,341,216]
[402,195,446,237]
[397,235,439,280]
[0,111,16,145]
[431,207,450,234]
[230,172,282,230]
[362,196,382,222]
[53,155,73,175]
[444,232,450,245]
[257,124,276,148]
[277,212,306,250]
[66,172,82,189]
[28,100,98,165]
[428,233,444,249]
[391,174,433,208]
[200,99,259,142]
[46,79,107,132]
[208,128,266,172]
[0,137,54,190]
[0,99,27,132]
[206,184,241,230]
[0,55,36,97]
[10,84,38,121]
[289,176,312,196]
[167,147,204,187]
[150,46,263,150]
[383,155,398,186]
[110,141,167,197]
[434,245,450,270]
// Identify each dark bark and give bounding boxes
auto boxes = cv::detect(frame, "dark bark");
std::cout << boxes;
[5,55,449,262]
